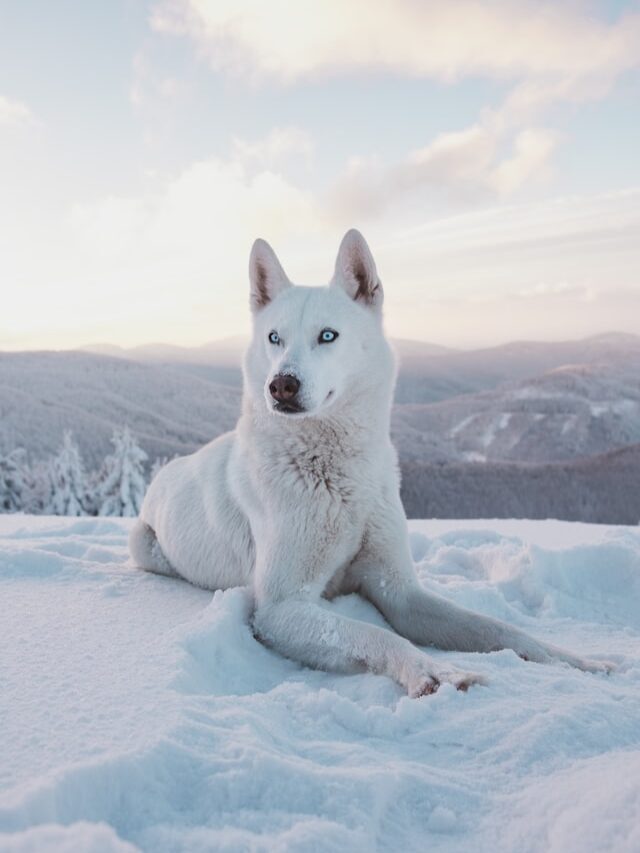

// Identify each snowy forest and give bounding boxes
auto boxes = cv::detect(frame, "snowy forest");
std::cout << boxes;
[0,428,154,517]
[4,429,640,522]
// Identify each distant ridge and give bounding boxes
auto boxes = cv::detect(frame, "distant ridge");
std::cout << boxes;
[0,350,241,466]
[81,336,248,366]
[2,333,640,523]
[400,443,640,523]
[77,332,640,405]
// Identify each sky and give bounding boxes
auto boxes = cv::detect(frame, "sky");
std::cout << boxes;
[1,0,639,351]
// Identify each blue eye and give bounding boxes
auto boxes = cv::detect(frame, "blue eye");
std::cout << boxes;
[268,331,280,345]
[319,329,339,344]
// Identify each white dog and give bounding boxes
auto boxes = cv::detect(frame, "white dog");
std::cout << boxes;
[130,230,611,696]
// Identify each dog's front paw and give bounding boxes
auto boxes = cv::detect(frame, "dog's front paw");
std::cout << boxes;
[410,676,440,698]
[575,657,617,675]
[437,668,488,693]
[406,660,487,698]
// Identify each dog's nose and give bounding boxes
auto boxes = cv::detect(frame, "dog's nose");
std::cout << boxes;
[269,374,300,403]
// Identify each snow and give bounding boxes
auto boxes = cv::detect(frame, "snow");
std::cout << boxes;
[1,516,639,852]
[480,412,512,450]
[448,414,476,439]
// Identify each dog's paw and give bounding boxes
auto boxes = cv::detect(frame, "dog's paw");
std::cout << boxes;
[407,665,487,698]
[575,657,617,675]
[438,669,488,692]
[410,676,440,698]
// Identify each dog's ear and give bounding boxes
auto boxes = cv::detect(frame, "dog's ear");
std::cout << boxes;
[249,238,291,311]
[331,229,383,310]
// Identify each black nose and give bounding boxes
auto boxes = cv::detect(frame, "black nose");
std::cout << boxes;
[269,374,300,403]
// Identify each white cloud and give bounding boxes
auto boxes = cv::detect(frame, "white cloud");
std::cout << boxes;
[488,127,558,195]
[149,2,639,218]
[0,143,328,350]
[232,126,314,168]
[151,0,640,84]
[330,115,560,218]
[0,95,34,127]
[2,125,638,351]
[130,50,184,109]
[373,189,640,345]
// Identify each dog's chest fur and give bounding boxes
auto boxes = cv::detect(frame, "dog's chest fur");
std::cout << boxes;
[234,411,380,575]
[280,426,362,499]
[253,415,374,505]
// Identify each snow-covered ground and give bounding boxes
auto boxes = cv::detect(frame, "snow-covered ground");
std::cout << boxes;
[1,516,639,853]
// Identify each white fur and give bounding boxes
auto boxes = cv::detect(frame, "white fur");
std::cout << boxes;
[130,230,613,696]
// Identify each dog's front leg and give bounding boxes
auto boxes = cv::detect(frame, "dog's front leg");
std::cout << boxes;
[253,598,484,696]
[354,500,614,674]
[251,540,483,696]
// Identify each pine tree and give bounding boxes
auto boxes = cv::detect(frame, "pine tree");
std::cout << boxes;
[47,432,89,516]
[22,458,54,515]
[149,456,167,482]
[97,427,148,516]
[0,449,28,512]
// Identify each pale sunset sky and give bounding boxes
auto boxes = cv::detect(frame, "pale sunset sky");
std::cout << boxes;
[1,0,639,350]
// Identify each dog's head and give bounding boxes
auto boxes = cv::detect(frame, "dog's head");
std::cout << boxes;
[244,229,393,419]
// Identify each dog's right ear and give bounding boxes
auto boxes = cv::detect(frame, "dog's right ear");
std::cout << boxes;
[331,229,383,310]
[249,239,291,312]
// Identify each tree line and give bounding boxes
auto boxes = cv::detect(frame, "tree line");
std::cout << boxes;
[399,449,640,524]
[3,430,639,524]
[0,427,155,517]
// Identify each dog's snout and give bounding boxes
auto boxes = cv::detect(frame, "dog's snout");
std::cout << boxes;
[269,374,300,403]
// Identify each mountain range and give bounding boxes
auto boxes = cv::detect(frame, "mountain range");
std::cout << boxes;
[2,332,639,521]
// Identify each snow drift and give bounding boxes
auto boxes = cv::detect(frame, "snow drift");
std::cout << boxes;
[0,516,639,852]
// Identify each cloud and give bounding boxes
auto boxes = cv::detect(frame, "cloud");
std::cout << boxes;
[130,50,184,109]
[69,155,318,268]
[2,112,638,352]
[398,285,640,348]
[0,95,34,127]
[232,126,314,169]
[151,0,640,84]
[373,188,640,344]
[1,138,330,350]
[150,2,638,218]
[329,116,560,218]
[487,127,558,195]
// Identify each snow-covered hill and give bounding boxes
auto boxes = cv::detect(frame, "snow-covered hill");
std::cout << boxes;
[401,443,640,523]
[3,335,640,470]
[393,362,640,464]
[0,352,241,467]
[81,332,640,406]
[393,331,640,405]
[1,516,639,852]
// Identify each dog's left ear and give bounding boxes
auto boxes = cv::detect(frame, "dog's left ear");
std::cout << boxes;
[249,238,291,312]
[331,229,383,310]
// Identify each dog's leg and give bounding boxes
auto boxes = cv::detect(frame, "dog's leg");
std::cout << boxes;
[253,598,484,696]
[251,535,484,696]
[353,501,613,673]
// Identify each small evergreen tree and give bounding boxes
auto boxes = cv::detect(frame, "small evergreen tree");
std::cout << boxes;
[150,456,172,482]
[22,458,54,515]
[97,427,148,516]
[0,449,28,512]
[47,432,89,516]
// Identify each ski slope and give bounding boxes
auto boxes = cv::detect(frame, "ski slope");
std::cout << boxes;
[1,515,639,852]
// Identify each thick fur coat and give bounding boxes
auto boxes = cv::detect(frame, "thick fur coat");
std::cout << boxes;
[130,230,612,695]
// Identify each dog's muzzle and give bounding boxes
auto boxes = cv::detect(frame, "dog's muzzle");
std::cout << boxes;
[269,374,304,414]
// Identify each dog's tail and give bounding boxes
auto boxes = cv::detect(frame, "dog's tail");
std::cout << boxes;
[129,519,179,578]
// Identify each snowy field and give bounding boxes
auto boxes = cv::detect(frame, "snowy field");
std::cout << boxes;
[1,516,639,853]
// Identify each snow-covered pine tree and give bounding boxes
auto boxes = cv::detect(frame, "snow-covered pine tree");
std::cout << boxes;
[97,426,148,517]
[47,431,89,516]
[149,456,168,482]
[0,448,28,512]
[22,458,54,515]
